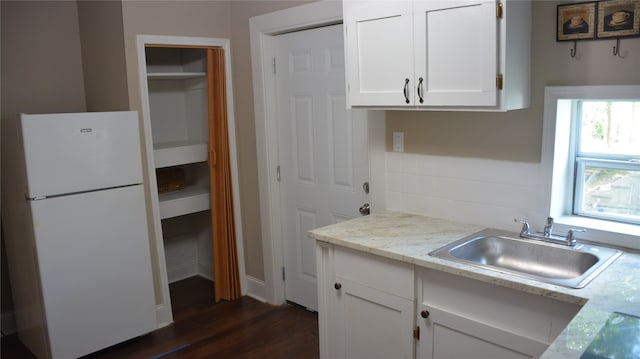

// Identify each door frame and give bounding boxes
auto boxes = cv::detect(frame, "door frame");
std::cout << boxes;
[136,35,247,327]
[250,2,386,306]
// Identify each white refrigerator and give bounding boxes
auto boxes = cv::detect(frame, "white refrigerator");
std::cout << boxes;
[6,111,156,358]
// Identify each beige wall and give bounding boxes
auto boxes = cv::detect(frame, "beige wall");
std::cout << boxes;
[1,0,87,331]
[386,1,640,163]
[1,1,87,119]
[78,0,129,111]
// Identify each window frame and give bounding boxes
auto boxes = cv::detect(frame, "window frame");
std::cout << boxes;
[572,100,640,225]
[541,86,640,250]
[573,158,640,224]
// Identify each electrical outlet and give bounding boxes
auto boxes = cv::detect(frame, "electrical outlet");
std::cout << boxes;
[393,131,404,152]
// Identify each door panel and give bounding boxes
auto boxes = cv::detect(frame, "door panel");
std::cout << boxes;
[292,95,315,184]
[328,94,356,190]
[276,24,369,310]
[335,277,414,359]
[344,2,414,106]
[417,305,547,359]
[296,208,319,281]
[413,0,497,106]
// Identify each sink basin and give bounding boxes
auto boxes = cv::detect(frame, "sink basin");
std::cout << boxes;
[429,229,622,288]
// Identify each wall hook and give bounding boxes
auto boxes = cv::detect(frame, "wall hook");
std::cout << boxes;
[613,38,621,56]
[570,40,577,58]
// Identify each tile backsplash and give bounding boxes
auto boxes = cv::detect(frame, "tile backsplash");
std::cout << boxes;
[385,152,543,231]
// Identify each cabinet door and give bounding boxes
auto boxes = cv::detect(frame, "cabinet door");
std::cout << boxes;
[413,0,498,106]
[344,1,414,106]
[333,277,415,359]
[416,305,547,359]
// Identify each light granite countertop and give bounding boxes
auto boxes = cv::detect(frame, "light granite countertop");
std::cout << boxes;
[308,211,640,359]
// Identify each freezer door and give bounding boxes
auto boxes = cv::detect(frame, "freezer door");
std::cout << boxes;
[20,111,144,198]
[29,185,156,358]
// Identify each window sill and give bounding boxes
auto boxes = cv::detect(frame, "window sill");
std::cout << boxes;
[553,215,640,250]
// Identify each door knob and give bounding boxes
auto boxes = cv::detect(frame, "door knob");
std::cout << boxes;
[334,282,342,290]
[359,203,370,216]
[420,310,430,318]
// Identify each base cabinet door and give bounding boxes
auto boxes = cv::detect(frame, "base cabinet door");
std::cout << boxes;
[416,305,547,359]
[318,244,415,359]
[334,277,415,359]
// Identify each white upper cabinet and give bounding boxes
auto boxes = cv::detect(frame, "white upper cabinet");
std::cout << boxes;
[344,1,414,106]
[413,1,496,107]
[343,0,531,111]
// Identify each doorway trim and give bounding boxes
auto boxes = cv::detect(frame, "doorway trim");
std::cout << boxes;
[136,35,247,327]
[249,1,344,305]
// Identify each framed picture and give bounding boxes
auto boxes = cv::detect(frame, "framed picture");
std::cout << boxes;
[557,2,597,41]
[597,0,640,38]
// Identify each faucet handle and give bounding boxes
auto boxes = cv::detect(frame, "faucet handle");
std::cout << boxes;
[566,228,586,246]
[544,217,554,236]
[514,218,531,235]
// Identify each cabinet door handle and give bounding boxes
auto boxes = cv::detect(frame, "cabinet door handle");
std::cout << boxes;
[334,282,342,290]
[420,310,430,319]
[417,77,424,104]
[403,78,410,104]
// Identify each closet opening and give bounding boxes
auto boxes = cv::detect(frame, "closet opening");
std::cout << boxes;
[138,37,244,326]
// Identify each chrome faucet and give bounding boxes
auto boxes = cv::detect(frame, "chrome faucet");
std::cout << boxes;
[513,217,584,247]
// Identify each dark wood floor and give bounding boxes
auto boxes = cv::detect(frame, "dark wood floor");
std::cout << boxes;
[2,276,319,359]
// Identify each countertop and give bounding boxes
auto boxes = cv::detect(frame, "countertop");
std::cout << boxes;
[308,211,640,359]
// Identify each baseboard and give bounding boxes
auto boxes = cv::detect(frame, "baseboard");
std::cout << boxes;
[167,260,198,284]
[1,310,16,335]
[198,263,213,282]
[245,276,266,303]
[155,304,173,329]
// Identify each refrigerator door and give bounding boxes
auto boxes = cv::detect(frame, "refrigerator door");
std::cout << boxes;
[20,111,144,198]
[29,185,156,359]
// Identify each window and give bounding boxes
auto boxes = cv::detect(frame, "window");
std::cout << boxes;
[573,101,640,224]
[541,86,640,250]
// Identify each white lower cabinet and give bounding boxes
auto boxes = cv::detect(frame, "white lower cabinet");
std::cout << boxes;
[417,306,544,359]
[416,268,581,359]
[334,277,414,359]
[317,244,581,359]
[317,244,415,359]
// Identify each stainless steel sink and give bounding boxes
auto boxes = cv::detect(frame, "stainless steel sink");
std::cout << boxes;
[429,229,623,288]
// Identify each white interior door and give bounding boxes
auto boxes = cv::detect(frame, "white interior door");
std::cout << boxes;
[276,24,369,310]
